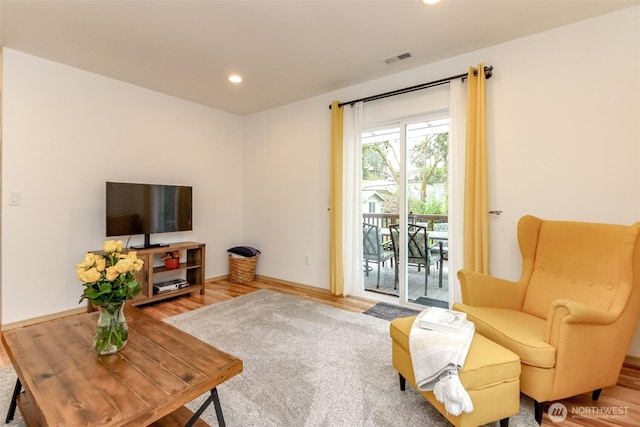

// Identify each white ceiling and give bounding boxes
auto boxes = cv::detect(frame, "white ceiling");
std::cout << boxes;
[1,0,638,116]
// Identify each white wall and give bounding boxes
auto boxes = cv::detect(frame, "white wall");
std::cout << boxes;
[242,100,331,285]
[243,8,640,355]
[1,48,245,324]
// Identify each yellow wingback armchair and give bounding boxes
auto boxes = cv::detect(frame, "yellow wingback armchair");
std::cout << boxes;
[453,215,640,424]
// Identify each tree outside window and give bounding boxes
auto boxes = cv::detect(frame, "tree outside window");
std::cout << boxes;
[362,119,449,218]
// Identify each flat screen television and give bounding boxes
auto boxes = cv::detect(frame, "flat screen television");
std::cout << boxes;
[106,182,193,248]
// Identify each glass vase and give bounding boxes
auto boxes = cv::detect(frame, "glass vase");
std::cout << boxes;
[94,302,128,355]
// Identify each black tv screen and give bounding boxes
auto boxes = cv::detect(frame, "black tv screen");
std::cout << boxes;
[106,182,192,244]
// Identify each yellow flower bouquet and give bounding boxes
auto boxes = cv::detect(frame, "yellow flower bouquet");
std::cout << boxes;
[76,240,144,354]
[77,240,144,305]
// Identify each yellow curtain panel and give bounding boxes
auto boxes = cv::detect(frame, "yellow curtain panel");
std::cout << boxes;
[463,64,490,274]
[330,101,345,295]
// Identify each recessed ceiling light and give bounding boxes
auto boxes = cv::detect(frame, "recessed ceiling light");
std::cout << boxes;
[422,0,441,4]
[229,74,242,83]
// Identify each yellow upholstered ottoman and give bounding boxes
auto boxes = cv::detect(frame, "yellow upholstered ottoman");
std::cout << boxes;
[390,316,521,427]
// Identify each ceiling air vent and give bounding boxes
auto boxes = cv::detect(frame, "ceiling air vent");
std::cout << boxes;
[383,52,413,64]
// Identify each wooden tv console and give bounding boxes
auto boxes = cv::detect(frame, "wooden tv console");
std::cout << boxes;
[90,241,206,310]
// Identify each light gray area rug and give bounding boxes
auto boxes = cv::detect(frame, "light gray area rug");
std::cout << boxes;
[0,368,23,426]
[0,290,537,426]
[165,289,538,427]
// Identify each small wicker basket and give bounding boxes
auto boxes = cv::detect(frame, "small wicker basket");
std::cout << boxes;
[228,254,258,284]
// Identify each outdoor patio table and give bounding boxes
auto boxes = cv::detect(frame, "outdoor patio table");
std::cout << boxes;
[428,231,448,287]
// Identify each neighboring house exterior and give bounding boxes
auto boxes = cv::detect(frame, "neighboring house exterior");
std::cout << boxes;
[362,190,386,213]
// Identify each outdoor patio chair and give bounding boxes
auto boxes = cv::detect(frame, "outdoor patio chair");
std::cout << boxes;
[389,223,437,295]
[363,223,394,288]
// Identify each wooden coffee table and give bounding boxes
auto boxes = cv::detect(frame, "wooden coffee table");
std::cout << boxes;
[2,307,243,426]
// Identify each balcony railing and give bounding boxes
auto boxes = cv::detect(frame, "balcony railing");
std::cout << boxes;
[363,213,448,230]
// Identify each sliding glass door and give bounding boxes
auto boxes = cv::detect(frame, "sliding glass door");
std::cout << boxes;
[361,115,450,307]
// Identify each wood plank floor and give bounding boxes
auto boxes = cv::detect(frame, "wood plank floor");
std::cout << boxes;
[1,278,639,426]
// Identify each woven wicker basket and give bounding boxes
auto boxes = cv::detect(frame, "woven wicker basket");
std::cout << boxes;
[228,254,258,284]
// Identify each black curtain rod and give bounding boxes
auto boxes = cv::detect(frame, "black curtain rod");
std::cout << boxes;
[330,65,493,109]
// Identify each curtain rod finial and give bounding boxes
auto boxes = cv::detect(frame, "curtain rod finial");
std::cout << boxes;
[485,65,494,79]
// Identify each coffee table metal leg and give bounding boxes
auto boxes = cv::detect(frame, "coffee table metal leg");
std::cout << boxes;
[186,387,225,427]
[5,378,22,423]
[210,388,225,427]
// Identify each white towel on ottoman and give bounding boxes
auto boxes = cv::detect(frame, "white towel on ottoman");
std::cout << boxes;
[408,310,475,416]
